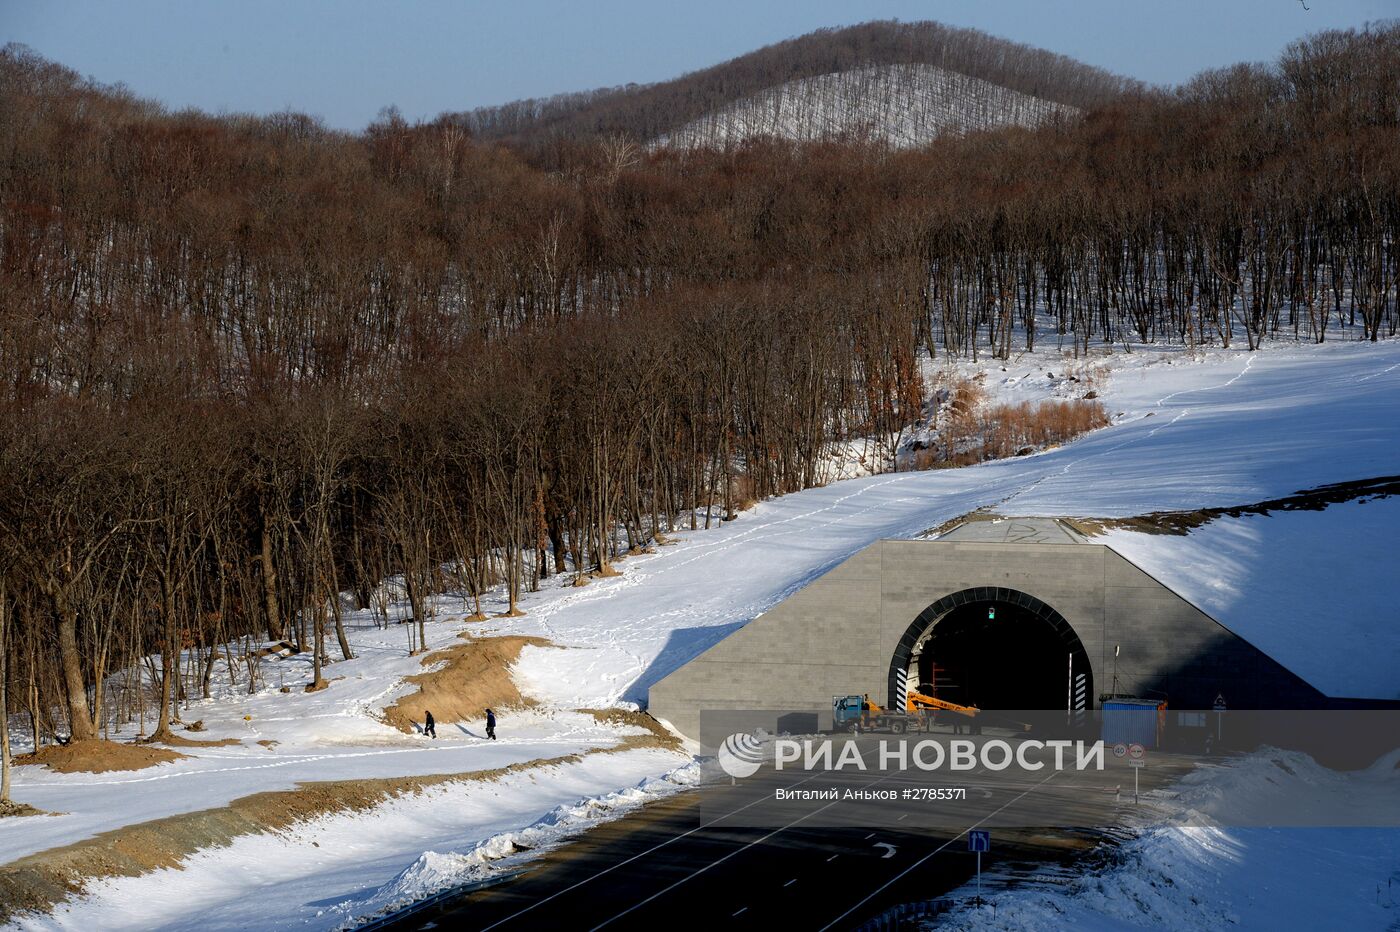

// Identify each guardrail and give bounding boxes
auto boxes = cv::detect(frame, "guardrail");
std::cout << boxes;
[853,897,954,931]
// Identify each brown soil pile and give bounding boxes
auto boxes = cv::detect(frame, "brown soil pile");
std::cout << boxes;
[922,507,994,539]
[580,708,683,753]
[1070,474,1400,538]
[0,752,587,923]
[0,800,45,818]
[383,634,554,733]
[15,740,186,774]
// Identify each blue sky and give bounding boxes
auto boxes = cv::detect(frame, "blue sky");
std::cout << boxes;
[2,0,1392,129]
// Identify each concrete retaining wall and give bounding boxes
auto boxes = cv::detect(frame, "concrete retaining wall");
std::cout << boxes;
[648,539,1324,747]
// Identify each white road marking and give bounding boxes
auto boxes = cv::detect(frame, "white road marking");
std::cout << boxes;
[489,749,987,930]
[477,769,827,930]
[817,770,1061,932]
[784,878,797,887]
[589,766,906,930]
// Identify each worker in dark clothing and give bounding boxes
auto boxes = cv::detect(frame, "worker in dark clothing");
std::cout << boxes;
[424,710,436,739]
[485,708,496,740]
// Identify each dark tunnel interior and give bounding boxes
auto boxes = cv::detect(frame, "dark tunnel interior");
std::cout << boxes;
[914,600,1091,711]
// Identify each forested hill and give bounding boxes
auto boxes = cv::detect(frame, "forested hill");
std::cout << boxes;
[455,20,1140,151]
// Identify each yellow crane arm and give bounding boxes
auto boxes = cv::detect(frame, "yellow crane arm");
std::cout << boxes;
[906,689,979,717]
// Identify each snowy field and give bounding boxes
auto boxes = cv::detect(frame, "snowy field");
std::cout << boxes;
[4,337,1400,930]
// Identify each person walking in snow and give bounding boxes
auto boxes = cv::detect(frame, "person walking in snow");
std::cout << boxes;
[485,708,496,740]
[424,710,436,738]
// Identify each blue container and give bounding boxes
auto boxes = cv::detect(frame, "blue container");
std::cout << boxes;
[1101,699,1164,749]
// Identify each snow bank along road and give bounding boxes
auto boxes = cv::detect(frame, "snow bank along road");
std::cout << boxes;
[936,747,1400,930]
[383,730,1203,931]
[5,339,1399,930]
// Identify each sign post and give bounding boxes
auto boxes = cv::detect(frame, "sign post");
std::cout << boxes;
[1128,743,1146,803]
[968,830,991,904]
[1213,693,1227,747]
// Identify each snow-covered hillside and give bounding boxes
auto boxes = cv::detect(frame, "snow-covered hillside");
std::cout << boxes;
[5,338,1399,930]
[656,63,1073,149]
[515,341,1400,710]
[1099,496,1400,700]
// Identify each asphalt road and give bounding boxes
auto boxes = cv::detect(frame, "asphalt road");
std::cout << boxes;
[384,732,1197,931]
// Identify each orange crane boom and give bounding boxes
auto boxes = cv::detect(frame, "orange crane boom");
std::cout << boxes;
[905,689,979,718]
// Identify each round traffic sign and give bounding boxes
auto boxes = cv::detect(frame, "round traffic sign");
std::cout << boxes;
[1128,743,1145,760]
[1112,743,1127,758]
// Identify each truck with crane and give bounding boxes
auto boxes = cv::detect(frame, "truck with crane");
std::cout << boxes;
[832,690,981,735]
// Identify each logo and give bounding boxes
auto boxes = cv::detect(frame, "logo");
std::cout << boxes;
[717,732,766,778]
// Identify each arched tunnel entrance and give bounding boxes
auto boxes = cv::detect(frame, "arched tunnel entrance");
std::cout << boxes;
[890,589,1092,712]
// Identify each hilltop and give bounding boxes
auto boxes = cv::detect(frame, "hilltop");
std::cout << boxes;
[457,20,1140,149]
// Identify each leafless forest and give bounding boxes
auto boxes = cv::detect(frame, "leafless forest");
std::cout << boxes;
[657,63,1075,149]
[0,23,1397,755]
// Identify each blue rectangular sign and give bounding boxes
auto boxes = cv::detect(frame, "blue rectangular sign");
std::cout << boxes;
[968,830,990,852]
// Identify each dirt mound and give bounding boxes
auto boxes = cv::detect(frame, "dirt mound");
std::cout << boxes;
[383,634,554,733]
[15,740,186,774]
[580,708,683,752]
[0,800,45,818]
[1069,474,1400,538]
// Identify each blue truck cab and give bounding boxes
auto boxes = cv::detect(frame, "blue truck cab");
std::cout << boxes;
[832,695,866,732]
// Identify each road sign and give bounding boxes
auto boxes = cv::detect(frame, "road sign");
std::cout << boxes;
[1128,751,1146,803]
[968,830,990,905]
[1112,743,1128,759]
[1213,694,1227,712]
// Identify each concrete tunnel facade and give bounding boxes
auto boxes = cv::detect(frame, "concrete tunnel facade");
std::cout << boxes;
[647,519,1325,747]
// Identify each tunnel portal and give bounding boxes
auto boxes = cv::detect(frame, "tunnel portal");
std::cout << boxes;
[649,518,1331,747]
[899,593,1091,712]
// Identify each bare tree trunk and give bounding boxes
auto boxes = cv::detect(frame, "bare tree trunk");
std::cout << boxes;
[28,641,40,751]
[260,519,283,642]
[309,599,327,690]
[55,600,97,742]
[332,596,353,661]
[1,586,12,803]
[405,572,427,655]
[151,626,177,739]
